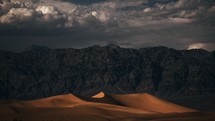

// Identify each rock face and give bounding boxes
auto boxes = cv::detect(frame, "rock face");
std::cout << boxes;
[0,45,215,100]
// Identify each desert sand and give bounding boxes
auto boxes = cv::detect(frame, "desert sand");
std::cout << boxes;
[0,92,214,121]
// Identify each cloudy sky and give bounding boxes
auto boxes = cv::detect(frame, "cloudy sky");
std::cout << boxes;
[0,0,215,51]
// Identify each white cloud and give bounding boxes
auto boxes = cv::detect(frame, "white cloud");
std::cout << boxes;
[188,43,206,50]
[91,11,97,16]
[0,7,35,24]
[36,6,59,15]
[168,17,194,23]
[188,43,215,51]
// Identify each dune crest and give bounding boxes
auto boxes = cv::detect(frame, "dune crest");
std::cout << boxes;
[92,92,105,98]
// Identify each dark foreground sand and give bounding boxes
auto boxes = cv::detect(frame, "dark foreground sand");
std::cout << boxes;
[1,111,215,121]
[0,92,214,121]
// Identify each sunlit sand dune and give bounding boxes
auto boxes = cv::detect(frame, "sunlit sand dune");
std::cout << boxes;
[1,92,213,121]
[92,92,105,98]
[0,92,195,112]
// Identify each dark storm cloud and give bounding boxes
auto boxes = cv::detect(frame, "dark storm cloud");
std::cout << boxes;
[0,0,215,51]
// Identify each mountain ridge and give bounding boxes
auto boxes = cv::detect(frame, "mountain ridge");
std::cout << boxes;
[0,45,214,100]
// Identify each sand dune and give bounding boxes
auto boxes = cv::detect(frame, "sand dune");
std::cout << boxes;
[22,94,86,107]
[110,93,196,113]
[0,94,86,108]
[0,92,195,112]
[0,92,202,121]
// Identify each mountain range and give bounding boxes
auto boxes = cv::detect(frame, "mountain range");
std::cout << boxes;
[0,45,215,100]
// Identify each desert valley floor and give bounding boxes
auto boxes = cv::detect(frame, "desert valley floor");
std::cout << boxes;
[0,92,215,121]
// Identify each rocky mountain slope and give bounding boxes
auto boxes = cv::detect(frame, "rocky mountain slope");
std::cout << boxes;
[0,45,215,100]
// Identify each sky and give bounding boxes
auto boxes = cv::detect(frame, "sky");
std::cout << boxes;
[0,0,215,51]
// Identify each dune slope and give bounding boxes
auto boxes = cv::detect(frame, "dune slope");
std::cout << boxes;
[0,92,199,121]
[110,93,196,113]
